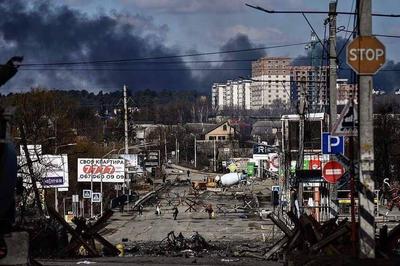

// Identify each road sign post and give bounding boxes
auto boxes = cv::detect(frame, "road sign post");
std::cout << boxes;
[348,0,385,258]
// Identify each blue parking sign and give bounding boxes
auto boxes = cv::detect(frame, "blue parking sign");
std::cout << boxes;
[322,133,344,155]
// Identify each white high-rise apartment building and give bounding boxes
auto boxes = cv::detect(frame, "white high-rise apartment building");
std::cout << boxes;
[211,79,252,110]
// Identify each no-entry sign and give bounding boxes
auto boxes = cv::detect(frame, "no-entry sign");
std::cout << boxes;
[346,36,385,75]
[322,161,345,183]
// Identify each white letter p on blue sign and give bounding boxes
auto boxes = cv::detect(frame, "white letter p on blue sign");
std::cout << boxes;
[322,133,344,155]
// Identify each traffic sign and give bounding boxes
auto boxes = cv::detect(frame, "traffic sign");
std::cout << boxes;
[331,100,358,136]
[83,189,91,199]
[346,36,385,75]
[72,194,79,203]
[92,192,102,203]
[228,163,237,173]
[322,133,344,155]
[322,161,345,184]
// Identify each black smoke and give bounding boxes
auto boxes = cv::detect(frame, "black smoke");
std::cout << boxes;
[0,0,263,93]
[199,34,266,88]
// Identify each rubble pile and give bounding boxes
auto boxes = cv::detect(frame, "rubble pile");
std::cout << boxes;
[266,211,400,265]
[122,231,271,259]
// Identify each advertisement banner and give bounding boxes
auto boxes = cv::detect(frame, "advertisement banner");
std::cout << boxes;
[18,154,69,188]
[77,158,125,183]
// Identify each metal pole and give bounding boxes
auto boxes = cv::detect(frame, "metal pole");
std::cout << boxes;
[194,136,197,168]
[358,0,375,258]
[123,85,129,195]
[329,0,339,218]
[349,134,357,256]
[213,138,216,172]
[63,197,66,218]
[90,172,93,218]
[164,131,167,163]
[55,188,58,212]
[175,137,178,163]
[100,155,104,215]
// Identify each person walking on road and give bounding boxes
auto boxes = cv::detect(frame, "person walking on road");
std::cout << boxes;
[187,170,190,178]
[156,203,161,216]
[173,206,179,220]
[205,204,214,219]
[138,204,144,215]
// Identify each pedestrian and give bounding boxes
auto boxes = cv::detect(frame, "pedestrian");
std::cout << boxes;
[187,170,190,178]
[156,203,161,216]
[119,200,124,213]
[173,206,179,220]
[138,204,143,215]
[205,204,213,219]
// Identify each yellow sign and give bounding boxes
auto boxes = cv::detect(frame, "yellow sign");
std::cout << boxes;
[228,163,237,173]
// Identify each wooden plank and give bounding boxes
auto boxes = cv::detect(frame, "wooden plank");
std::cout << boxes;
[268,213,293,237]
[47,206,98,256]
[66,211,116,256]
[264,236,288,259]
[310,226,350,252]
[287,230,301,250]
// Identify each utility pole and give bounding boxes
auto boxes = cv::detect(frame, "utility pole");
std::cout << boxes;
[357,0,375,258]
[123,85,129,209]
[328,0,339,218]
[296,77,307,211]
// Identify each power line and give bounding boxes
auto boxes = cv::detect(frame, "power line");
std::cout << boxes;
[339,29,400,39]
[245,3,400,17]
[19,68,254,71]
[15,57,321,69]
[20,42,310,67]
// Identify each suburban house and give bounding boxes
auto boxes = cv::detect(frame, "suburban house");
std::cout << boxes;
[204,121,235,141]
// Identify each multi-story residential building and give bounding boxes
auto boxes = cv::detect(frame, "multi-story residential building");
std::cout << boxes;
[251,57,328,111]
[212,56,329,111]
[251,57,291,109]
[337,79,358,105]
[290,65,328,112]
[211,79,252,110]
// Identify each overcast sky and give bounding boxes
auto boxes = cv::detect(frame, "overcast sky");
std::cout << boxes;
[1,0,399,93]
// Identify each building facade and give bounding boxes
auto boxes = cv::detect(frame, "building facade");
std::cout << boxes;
[337,79,358,105]
[251,57,328,111]
[251,57,291,109]
[211,79,252,111]
[211,56,329,111]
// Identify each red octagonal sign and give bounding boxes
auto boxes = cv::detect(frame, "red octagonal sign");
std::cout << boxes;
[346,36,386,75]
[322,161,345,184]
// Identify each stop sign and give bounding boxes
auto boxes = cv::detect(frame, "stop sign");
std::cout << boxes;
[322,161,345,183]
[346,36,385,75]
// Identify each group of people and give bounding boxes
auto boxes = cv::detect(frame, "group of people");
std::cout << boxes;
[132,202,214,221]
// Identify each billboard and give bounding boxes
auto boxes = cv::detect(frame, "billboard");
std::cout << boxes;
[119,154,138,167]
[77,158,125,183]
[18,154,69,188]
[144,151,160,167]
